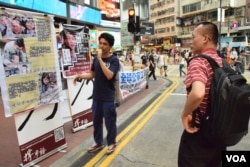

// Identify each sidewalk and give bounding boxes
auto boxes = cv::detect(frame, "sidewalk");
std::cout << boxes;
[0,66,167,167]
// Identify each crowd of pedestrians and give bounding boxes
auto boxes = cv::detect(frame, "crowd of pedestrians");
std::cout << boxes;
[218,41,248,74]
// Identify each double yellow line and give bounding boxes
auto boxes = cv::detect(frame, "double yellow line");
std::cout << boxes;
[242,73,250,83]
[85,77,179,167]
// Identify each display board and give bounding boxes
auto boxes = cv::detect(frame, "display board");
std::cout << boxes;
[0,8,63,116]
[60,24,91,78]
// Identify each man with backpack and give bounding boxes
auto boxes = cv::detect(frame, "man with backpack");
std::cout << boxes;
[178,22,224,167]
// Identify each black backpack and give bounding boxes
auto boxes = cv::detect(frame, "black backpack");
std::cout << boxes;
[189,55,250,147]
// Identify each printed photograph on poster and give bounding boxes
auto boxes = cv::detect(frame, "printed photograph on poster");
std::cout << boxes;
[2,38,30,77]
[60,25,91,78]
[61,30,78,62]
[0,13,36,38]
[39,72,60,105]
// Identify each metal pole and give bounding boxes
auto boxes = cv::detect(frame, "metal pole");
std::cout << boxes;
[219,0,222,51]
[66,0,71,24]
[227,0,230,37]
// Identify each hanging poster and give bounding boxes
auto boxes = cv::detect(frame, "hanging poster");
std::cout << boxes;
[60,24,91,78]
[0,8,63,116]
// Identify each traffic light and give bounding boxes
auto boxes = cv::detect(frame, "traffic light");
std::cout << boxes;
[128,8,136,33]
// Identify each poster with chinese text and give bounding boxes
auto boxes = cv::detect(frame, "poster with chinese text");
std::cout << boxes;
[0,8,63,116]
[60,24,91,78]
[15,102,67,167]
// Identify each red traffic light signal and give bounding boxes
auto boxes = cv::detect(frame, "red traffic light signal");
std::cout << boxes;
[128,8,135,22]
[128,8,136,33]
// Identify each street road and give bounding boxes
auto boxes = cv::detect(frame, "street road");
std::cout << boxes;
[70,65,250,167]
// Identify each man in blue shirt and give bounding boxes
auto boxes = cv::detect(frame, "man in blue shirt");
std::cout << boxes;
[73,33,119,155]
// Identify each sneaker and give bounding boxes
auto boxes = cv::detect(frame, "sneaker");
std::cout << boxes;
[87,143,104,153]
[106,144,116,155]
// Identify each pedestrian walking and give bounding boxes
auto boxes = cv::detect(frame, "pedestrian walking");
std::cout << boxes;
[73,32,120,155]
[157,51,164,76]
[148,49,157,80]
[141,50,148,67]
[179,53,186,77]
[163,54,169,77]
[178,22,225,167]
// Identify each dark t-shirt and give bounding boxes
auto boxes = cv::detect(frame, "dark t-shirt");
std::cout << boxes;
[91,54,120,101]
[219,52,226,59]
[149,55,154,63]
[141,55,148,65]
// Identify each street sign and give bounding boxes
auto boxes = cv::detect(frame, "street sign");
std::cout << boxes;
[140,22,154,35]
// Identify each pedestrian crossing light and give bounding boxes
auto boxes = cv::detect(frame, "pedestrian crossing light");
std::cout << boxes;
[128,8,136,33]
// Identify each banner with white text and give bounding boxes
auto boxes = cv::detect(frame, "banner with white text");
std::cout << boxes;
[119,68,147,100]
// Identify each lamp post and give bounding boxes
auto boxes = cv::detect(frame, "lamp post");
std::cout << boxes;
[227,0,235,37]
[227,2,230,37]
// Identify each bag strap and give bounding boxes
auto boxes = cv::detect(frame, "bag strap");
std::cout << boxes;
[189,55,246,81]
[188,54,233,69]
[188,54,220,70]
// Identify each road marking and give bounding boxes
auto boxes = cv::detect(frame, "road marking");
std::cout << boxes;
[84,67,179,167]
[242,74,250,83]
[98,79,179,166]
[171,93,187,96]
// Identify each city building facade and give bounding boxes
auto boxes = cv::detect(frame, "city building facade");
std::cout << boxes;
[149,0,180,51]
[148,0,249,52]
